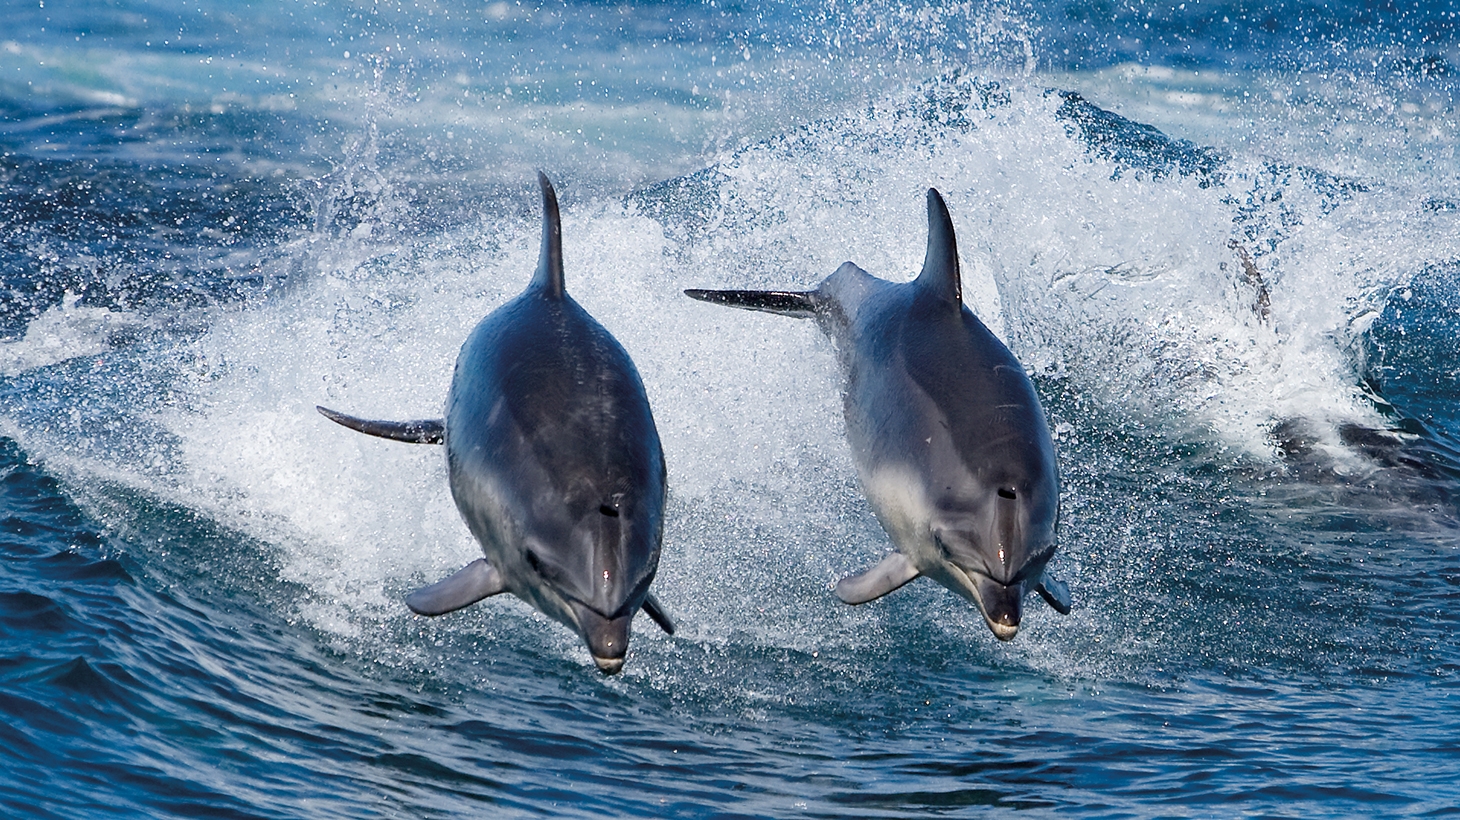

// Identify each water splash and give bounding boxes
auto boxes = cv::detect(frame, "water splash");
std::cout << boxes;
[4,73,1456,680]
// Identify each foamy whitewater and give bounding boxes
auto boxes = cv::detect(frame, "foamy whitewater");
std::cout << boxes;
[2,1,1458,816]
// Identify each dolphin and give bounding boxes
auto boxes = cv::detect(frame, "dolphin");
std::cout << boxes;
[319,173,675,673]
[685,188,1070,640]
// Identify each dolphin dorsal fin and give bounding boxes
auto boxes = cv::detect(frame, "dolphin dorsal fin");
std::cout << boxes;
[532,171,565,299]
[913,187,961,308]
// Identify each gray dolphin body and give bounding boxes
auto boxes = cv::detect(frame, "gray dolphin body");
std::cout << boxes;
[319,173,674,673]
[685,189,1070,640]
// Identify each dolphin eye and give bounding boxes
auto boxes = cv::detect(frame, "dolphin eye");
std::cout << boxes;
[599,504,619,517]
[997,487,1017,500]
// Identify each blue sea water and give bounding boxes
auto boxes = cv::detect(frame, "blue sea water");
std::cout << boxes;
[2,0,1459,816]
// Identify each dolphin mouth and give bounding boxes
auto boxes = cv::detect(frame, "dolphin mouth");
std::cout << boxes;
[592,655,626,675]
[987,618,1019,642]
[956,567,1023,642]
[569,600,633,674]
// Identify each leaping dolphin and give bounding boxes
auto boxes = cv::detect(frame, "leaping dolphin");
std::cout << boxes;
[685,188,1070,640]
[319,173,675,673]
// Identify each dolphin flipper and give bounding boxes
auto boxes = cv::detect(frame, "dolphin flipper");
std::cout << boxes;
[317,405,445,444]
[1035,573,1072,615]
[405,559,507,616]
[641,593,676,635]
[834,552,921,605]
[684,289,819,318]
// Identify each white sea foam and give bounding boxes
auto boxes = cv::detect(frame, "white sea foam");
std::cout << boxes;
[0,294,144,377]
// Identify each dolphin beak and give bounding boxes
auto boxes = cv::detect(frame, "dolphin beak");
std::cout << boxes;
[570,601,632,675]
[988,617,1019,642]
[969,573,1023,642]
[592,655,626,675]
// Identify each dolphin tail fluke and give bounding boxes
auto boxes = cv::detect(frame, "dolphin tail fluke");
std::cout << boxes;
[833,552,921,604]
[641,592,676,635]
[1035,573,1072,615]
[683,289,818,318]
[532,171,566,298]
[913,187,962,308]
[317,406,445,444]
[405,559,507,616]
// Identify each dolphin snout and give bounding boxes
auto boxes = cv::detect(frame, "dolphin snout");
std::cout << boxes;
[987,614,1020,642]
[570,601,632,675]
[970,573,1023,642]
[592,655,626,675]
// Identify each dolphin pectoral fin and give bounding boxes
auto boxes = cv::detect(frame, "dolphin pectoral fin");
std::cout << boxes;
[1035,573,1072,615]
[405,559,506,616]
[683,289,819,318]
[317,406,445,444]
[833,552,921,605]
[641,593,676,635]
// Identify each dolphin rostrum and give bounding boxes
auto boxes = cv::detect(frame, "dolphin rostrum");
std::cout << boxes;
[319,173,675,673]
[685,188,1070,640]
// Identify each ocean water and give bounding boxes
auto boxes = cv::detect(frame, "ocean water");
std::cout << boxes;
[2,0,1459,816]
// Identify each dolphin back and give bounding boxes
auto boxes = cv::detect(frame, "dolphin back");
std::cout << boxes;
[444,172,669,641]
[683,185,1069,643]
[319,173,671,674]
[447,292,667,620]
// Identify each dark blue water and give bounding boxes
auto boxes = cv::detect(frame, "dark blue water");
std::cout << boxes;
[3,1,1459,816]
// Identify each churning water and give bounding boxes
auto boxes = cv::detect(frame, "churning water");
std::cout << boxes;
[2,0,1459,816]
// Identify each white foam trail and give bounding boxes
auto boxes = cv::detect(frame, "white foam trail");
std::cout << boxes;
[0,294,144,377]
